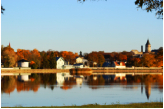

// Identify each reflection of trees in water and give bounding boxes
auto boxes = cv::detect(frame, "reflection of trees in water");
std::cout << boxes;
[87,75,105,85]
[145,84,151,100]
[126,74,163,99]
[40,73,57,90]
[1,76,16,94]
[1,74,41,94]
[16,74,41,93]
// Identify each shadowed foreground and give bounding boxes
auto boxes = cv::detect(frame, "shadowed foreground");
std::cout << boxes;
[2,102,163,108]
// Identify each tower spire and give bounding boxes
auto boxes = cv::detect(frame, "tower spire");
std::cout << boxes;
[9,42,10,51]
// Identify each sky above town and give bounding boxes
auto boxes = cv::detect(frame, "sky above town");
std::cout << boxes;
[1,0,163,54]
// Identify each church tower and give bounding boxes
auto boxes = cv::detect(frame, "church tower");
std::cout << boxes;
[145,39,151,53]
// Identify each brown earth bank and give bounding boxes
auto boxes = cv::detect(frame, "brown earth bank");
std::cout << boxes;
[1,68,163,74]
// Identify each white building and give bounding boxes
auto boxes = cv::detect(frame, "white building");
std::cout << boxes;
[73,63,84,68]
[56,72,72,85]
[112,61,126,68]
[18,59,29,67]
[76,57,89,66]
[56,57,65,69]
[63,65,74,69]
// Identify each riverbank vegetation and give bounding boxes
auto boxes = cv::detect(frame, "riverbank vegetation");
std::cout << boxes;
[2,102,163,108]
[1,45,163,69]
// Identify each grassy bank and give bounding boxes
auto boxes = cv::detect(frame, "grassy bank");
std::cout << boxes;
[2,102,163,108]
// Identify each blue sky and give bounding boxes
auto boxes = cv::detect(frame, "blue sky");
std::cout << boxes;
[1,0,163,54]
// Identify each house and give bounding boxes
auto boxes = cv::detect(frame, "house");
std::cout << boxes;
[103,73,126,82]
[56,73,71,85]
[56,57,65,69]
[63,65,74,69]
[18,74,30,82]
[18,59,29,67]
[112,61,126,68]
[131,50,143,58]
[102,62,111,67]
[73,63,84,68]
[76,57,89,67]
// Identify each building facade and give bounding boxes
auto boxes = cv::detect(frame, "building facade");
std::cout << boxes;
[145,39,151,53]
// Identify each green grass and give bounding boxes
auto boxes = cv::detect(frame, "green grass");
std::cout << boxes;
[2,102,163,108]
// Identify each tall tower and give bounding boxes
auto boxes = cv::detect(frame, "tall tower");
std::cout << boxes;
[145,39,151,53]
[141,45,143,52]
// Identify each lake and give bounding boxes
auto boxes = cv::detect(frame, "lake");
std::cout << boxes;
[1,72,163,107]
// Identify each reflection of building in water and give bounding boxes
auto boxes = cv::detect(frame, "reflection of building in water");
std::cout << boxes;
[18,75,30,81]
[76,77,83,85]
[145,84,151,99]
[103,73,126,82]
[83,76,90,82]
[56,72,72,85]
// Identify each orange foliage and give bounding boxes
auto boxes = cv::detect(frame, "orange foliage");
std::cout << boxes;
[17,49,31,61]
[60,86,72,90]
[31,49,40,58]
[30,61,35,65]
[118,54,127,61]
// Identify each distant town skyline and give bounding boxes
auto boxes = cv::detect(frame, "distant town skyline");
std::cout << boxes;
[1,0,163,53]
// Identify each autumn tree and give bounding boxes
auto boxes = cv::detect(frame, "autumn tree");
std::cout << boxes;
[97,53,105,67]
[30,49,41,68]
[2,46,17,67]
[155,47,163,67]
[87,52,98,67]
[16,49,31,61]
[118,53,127,61]
[134,58,142,67]
[30,61,38,69]
[141,54,156,67]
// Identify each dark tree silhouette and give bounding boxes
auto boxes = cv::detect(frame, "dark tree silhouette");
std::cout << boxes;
[135,0,163,19]
[1,5,5,14]
[78,0,163,19]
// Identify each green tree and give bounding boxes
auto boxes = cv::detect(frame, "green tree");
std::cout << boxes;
[49,52,56,69]
[42,53,50,69]
[31,63,38,69]
[97,54,105,67]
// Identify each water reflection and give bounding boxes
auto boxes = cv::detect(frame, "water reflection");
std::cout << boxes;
[1,72,163,100]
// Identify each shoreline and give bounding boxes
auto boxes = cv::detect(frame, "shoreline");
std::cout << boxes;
[1,102,163,108]
[1,68,163,74]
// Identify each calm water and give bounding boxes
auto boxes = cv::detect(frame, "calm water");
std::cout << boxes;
[1,72,163,107]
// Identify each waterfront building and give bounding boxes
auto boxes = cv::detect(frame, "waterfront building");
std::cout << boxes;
[145,39,151,53]
[17,59,29,67]
[112,61,126,68]
[56,57,65,69]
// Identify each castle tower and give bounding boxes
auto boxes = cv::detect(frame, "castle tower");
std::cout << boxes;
[145,39,151,53]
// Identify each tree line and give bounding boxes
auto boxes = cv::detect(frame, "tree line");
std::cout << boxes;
[1,45,163,68]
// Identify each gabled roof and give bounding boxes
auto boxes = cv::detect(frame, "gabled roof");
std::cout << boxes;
[18,59,29,62]
[113,61,126,66]
[56,57,64,61]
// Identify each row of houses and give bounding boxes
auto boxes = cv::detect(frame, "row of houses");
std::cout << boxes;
[1,56,126,69]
